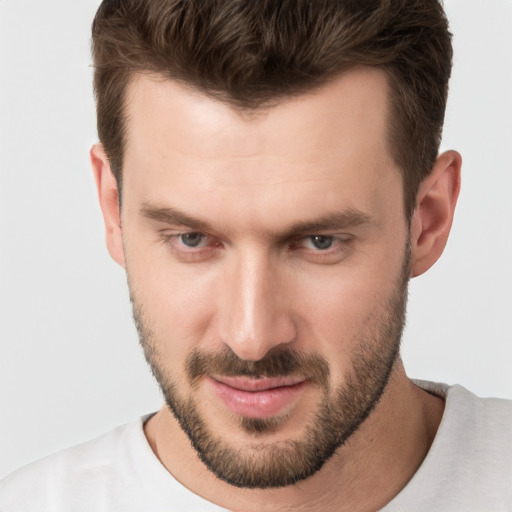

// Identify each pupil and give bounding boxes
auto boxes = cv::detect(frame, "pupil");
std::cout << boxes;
[181,233,203,247]
[311,235,332,250]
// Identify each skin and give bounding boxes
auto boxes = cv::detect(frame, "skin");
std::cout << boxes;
[91,66,461,511]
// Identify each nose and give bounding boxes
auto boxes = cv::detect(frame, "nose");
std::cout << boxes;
[217,249,297,361]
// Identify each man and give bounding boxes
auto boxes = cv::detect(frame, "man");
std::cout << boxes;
[0,0,510,510]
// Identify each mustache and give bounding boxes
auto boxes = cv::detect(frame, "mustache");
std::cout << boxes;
[186,345,330,388]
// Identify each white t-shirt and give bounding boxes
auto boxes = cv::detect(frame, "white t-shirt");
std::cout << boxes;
[0,382,510,512]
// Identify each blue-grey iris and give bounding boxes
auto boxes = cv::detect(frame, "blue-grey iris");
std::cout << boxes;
[310,235,333,250]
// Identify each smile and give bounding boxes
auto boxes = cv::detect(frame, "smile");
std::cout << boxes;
[208,375,308,419]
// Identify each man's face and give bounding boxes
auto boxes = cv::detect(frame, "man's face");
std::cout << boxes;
[120,67,411,488]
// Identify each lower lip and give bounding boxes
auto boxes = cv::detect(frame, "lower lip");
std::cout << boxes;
[208,378,308,419]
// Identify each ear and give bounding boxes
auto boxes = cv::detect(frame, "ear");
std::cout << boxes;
[409,150,462,278]
[90,144,126,268]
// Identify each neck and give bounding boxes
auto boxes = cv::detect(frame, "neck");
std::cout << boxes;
[144,360,444,512]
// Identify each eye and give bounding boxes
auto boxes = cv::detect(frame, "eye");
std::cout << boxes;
[160,231,222,262]
[304,235,334,250]
[178,232,208,248]
[290,234,354,264]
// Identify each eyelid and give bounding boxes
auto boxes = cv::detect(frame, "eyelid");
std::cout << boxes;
[158,230,222,262]
[293,233,353,246]
[163,231,213,248]
[158,229,353,264]
[177,232,209,248]
[290,234,354,263]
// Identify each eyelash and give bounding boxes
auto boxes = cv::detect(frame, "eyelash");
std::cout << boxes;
[291,236,354,263]
[159,232,353,263]
[160,233,220,261]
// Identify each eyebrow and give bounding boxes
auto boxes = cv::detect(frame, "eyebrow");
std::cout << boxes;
[140,202,373,238]
[141,202,212,232]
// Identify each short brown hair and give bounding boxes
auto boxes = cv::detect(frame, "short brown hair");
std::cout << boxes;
[92,0,452,218]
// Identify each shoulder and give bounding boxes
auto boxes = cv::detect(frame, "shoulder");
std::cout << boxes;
[443,383,512,474]
[384,381,512,511]
[419,380,511,444]
[419,380,511,471]
[0,414,225,512]
[0,417,147,512]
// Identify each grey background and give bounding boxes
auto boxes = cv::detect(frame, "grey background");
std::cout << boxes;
[1,0,511,479]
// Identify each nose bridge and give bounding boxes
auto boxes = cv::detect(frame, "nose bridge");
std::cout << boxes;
[219,247,295,361]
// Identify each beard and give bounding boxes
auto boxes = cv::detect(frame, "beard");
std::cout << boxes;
[131,246,410,489]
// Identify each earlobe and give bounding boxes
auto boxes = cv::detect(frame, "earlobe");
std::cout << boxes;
[90,144,126,268]
[410,150,462,278]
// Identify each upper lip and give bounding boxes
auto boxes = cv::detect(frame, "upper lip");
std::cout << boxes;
[210,375,306,392]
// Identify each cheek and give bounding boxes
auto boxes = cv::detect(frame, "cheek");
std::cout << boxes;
[126,247,219,358]
[293,254,403,371]
[296,273,378,344]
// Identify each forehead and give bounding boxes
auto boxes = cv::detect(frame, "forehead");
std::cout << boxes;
[122,67,401,229]
[124,66,391,162]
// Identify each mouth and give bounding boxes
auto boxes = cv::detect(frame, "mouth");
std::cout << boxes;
[208,375,308,419]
